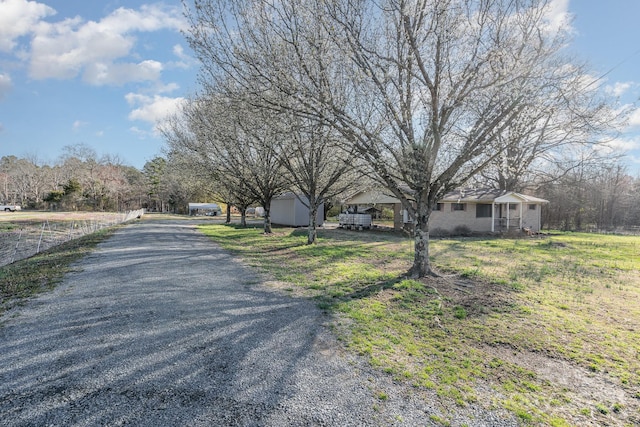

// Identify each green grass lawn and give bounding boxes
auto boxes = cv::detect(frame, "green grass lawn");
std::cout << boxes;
[200,224,640,426]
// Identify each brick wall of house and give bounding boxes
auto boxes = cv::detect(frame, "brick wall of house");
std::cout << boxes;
[399,201,543,233]
[429,203,493,232]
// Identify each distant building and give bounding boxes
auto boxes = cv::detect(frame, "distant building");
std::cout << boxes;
[344,188,548,233]
[188,203,222,216]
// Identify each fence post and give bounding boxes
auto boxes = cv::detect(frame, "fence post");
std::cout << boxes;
[11,229,23,264]
[37,222,46,253]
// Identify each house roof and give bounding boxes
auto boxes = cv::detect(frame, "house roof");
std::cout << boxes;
[440,188,549,204]
[494,193,549,204]
[345,188,548,205]
[346,189,401,205]
[274,192,297,201]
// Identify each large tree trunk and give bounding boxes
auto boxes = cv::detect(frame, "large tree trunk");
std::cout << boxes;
[307,205,318,244]
[226,203,231,223]
[240,207,247,227]
[263,205,272,234]
[408,202,435,278]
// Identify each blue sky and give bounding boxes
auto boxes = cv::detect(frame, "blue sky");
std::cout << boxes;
[0,0,639,171]
[0,0,197,168]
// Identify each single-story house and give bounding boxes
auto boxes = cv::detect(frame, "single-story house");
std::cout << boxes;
[344,188,548,233]
[188,203,222,216]
[270,193,324,227]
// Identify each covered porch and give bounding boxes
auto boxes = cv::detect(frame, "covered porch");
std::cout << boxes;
[491,193,548,232]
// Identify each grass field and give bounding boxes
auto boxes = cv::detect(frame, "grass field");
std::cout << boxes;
[199,224,640,426]
[0,211,132,222]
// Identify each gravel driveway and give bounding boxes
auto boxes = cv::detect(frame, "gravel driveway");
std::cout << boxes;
[0,220,516,426]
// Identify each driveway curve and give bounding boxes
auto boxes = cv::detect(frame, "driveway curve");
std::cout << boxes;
[0,220,515,426]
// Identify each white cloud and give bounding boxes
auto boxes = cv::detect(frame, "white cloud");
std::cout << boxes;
[83,60,163,86]
[0,0,55,52]
[605,136,640,152]
[155,82,180,94]
[605,81,634,97]
[28,4,184,85]
[97,4,185,34]
[166,43,194,70]
[0,73,12,100]
[125,92,185,124]
[543,0,573,34]
[72,120,87,131]
[173,44,187,59]
[612,104,640,131]
[30,17,133,80]
[129,126,152,139]
[574,71,601,93]
[629,108,640,128]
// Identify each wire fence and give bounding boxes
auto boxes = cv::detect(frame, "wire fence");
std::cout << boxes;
[0,210,144,268]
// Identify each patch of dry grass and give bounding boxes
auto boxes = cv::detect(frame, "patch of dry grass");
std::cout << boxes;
[0,227,116,315]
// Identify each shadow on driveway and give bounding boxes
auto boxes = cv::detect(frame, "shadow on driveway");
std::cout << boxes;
[0,220,390,426]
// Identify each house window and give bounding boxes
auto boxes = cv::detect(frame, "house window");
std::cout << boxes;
[476,204,492,218]
[433,203,443,211]
[528,204,537,210]
[451,203,466,211]
[509,204,517,210]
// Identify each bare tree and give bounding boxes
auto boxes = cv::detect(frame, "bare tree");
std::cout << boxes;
[165,137,258,224]
[536,157,639,231]
[0,156,19,203]
[186,0,604,277]
[277,113,357,243]
[477,65,623,192]
[227,101,288,233]
[120,166,147,211]
[164,93,286,232]
[11,155,46,206]
[2,151,148,212]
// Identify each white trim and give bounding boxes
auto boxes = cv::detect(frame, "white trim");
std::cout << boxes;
[494,193,548,204]
[491,202,495,232]
[347,190,400,204]
[519,202,523,229]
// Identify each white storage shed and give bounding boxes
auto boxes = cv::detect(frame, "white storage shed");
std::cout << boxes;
[270,193,324,227]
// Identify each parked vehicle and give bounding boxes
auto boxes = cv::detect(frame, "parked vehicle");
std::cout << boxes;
[0,204,21,212]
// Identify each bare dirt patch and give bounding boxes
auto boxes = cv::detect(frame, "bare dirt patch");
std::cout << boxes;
[483,344,638,426]
[423,274,639,426]
[423,274,518,315]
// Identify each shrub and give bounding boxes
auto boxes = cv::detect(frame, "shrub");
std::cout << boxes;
[452,225,472,237]
[381,207,394,220]
[326,206,342,218]
[431,228,451,238]
[453,306,468,319]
